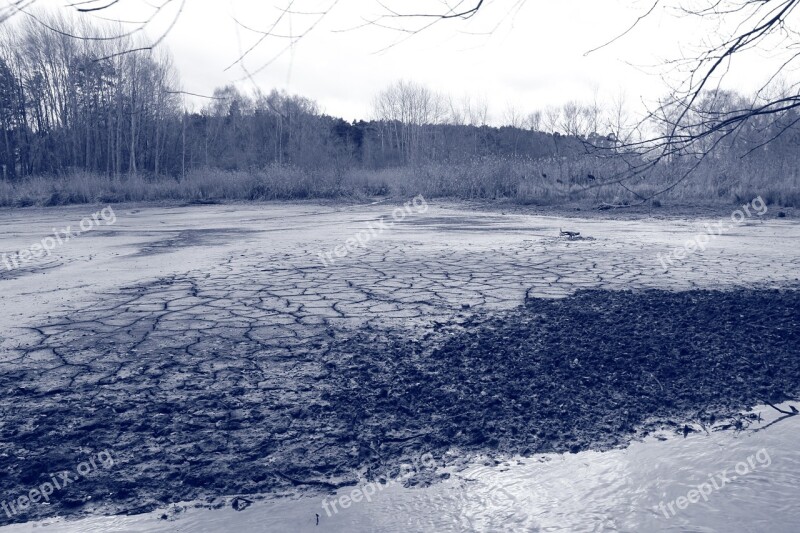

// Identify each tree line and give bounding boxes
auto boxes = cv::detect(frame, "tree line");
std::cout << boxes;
[1,13,799,191]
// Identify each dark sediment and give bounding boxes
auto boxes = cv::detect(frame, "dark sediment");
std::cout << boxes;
[0,287,798,525]
[326,288,800,469]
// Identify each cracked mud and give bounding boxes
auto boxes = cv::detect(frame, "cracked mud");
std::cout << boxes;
[0,203,798,525]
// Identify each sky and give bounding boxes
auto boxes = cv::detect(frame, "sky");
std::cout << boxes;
[15,0,800,124]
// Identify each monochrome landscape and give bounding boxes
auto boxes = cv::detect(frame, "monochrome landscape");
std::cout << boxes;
[0,1,799,532]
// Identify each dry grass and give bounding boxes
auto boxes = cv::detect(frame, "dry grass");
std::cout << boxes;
[353,156,800,207]
[1,157,798,208]
[0,166,365,207]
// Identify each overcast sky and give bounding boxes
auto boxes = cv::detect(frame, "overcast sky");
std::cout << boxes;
[24,0,798,124]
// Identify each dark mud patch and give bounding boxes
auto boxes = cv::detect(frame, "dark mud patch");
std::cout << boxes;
[0,255,62,281]
[133,228,258,256]
[0,287,798,525]
[322,287,800,475]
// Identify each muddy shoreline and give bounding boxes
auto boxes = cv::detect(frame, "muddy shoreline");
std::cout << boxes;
[0,286,798,526]
[465,199,795,220]
[0,197,793,222]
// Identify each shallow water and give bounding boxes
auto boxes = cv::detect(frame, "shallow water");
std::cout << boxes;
[5,404,798,533]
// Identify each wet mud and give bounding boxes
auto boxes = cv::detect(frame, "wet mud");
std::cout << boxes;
[0,286,797,525]
[327,288,800,465]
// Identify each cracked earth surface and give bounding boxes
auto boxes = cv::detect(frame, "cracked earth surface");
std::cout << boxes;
[0,202,798,524]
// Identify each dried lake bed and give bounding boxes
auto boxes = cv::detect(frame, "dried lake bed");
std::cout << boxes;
[0,200,798,532]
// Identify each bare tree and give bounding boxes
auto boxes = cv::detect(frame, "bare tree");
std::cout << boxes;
[560,101,585,137]
[543,106,561,134]
[468,95,490,127]
[607,90,636,145]
[385,0,800,201]
[373,80,446,163]
[526,110,542,132]
[0,10,180,178]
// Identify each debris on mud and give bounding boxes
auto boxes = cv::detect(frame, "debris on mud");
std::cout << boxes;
[559,228,582,239]
[0,287,798,525]
[324,287,800,476]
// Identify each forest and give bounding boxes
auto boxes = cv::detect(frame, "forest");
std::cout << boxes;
[1,12,799,207]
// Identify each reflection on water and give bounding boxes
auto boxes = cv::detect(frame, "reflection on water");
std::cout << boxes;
[4,404,799,533]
